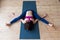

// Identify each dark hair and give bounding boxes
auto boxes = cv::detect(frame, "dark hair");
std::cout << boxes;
[24,21,34,31]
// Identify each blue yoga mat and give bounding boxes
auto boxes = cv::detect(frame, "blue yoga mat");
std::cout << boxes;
[20,1,40,39]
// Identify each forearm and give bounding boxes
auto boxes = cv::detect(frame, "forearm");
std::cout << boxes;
[20,19,26,24]
[33,19,38,24]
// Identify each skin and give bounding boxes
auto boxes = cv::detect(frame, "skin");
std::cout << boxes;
[6,10,55,30]
[6,11,38,26]
[20,11,38,24]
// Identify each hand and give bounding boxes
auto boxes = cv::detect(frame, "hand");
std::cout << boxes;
[20,19,22,21]
[6,23,11,27]
[36,19,38,22]
[42,14,48,18]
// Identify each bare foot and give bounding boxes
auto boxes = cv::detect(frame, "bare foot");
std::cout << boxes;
[47,23,56,31]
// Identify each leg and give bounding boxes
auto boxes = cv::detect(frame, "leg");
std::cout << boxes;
[33,11,49,24]
[10,10,27,24]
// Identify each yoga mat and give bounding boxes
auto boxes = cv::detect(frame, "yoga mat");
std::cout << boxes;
[20,1,40,39]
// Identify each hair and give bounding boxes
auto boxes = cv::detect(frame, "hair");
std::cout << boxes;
[24,21,34,31]
[23,9,36,31]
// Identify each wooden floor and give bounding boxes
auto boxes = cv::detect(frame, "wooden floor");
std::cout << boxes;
[0,0,60,40]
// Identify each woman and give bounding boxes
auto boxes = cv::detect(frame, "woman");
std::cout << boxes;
[6,10,54,31]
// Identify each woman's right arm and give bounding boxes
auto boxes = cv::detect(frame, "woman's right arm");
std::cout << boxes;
[20,19,26,24]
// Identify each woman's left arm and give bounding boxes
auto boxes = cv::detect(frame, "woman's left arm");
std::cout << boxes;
[31,19,38,24]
